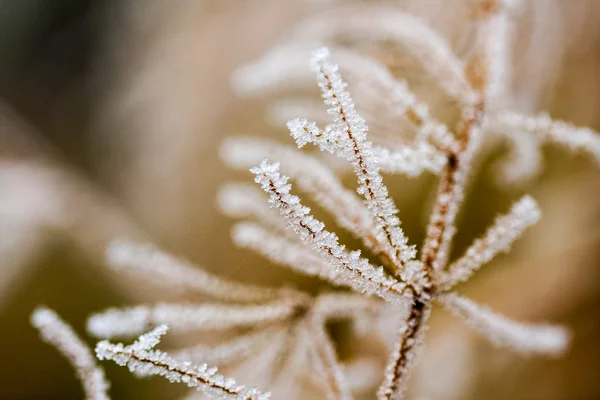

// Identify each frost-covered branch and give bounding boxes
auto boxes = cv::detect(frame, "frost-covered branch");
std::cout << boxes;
[419,108,481,272]
[439,195,541,290]
[289,48,420,280]
[31,307,110,400]
[254,49,458,157]
[420,7,498,272]
[470,0,522,105]
[232,222,347,286]
[486,111,600,164]
[221,137,380,253]
[251,159,409,304]
[87,300,301,339]
[377,299,430,400]
[421,0,520,272]
[379,3,511,398]
[95,326,270,400]
[438,293,570,355]
[106,240,282,302]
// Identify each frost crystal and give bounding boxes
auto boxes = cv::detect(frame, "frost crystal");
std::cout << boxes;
[96,325,271,400]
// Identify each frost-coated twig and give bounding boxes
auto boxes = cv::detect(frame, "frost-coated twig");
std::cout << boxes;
[171,326,285,366]
[486,111,600,164]
[289,48,422,283]
[31,307,110,400]
[87,300,302,339]
[471,0,522,105]
[377,299,430,400]
[232,222,347,286]
[221,137,380,253]
[420,101,482,273]
[235,38,573,399]
[252,159,409,304]
[255,49,458,157]
[438,293,570,355]
[95,326,271,400]
[439,195,541,290]
[379,3,500,398]
[106,240,282,302]
[419,4,512,274]
[217,0,581,396]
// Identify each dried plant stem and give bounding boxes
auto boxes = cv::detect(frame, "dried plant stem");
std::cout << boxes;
[96,326,270,400]
[378,76,486,400]
[378,297,430,400]
[252,160,410,304]
[294,48,418,273]
[421,0,506,273]
[421,99,484,273]
[381,8,495,397]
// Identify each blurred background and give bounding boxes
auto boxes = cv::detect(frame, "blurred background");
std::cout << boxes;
[0,0,599,399]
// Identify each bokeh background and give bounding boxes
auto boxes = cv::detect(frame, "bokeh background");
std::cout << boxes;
[0,0,599,399]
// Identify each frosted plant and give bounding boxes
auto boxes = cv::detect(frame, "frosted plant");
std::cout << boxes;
[89,240,383,399]
[219,1,582,394]
[96,325,270,400]
[30,307,110,400]
[231,1,600,186]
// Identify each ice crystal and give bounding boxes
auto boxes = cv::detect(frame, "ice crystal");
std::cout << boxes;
[96,326,271,400]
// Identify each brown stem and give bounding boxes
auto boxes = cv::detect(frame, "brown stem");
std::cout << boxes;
[378,297,431,400]
[265,179,408,300]
[321,70,409,275]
